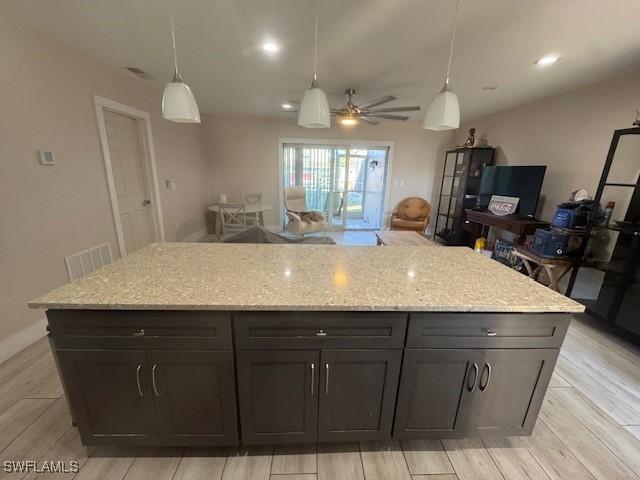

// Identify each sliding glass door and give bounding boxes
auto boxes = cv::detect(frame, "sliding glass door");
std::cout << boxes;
[283,143,390,230]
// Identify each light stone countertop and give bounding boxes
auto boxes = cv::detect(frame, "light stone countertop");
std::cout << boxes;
[29,243,585,313]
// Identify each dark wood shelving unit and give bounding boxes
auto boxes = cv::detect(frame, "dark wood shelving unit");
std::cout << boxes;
[434,147,495,246]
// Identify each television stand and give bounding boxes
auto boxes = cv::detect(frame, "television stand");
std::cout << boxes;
[464,209,549,245]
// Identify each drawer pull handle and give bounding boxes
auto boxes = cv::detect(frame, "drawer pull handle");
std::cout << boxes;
[316,330,327,337]
[485,329,497,337]
[152,364,160,397]
[467,362,478,392]
[133,329,145,337]
[325,363,330,395]
[310,363,315,396]
[136,364,144,398]
[480,363,492,392]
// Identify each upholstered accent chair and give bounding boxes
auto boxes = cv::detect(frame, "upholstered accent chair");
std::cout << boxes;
[390,197,431,234]
[283,186,327,236]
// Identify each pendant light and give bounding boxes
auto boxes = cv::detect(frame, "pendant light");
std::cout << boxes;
[423,0,461,131]
[162,0,201,123]
[298,0,330,128]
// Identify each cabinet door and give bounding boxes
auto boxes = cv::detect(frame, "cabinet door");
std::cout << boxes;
[236,350,319,444]
[56,350,158,445]
[147,350,238,446]
[471,348,558,436]
[394,349,481,438]
[318,349,401,442]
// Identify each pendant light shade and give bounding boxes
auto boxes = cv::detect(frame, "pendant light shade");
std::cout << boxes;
[162,0,201,124]
[424,0,461,131]
[423,84,459,130]
[162,72,201,123]
[298,0,330,129]
[298,78,331,128]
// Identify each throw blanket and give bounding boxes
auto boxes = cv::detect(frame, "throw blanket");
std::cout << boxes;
[300,211,324,222]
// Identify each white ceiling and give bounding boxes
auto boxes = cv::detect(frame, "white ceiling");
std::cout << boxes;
[4,0,640,122]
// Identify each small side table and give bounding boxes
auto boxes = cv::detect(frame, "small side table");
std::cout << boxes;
[512,246,575,292]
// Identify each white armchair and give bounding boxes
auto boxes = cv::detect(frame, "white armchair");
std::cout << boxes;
[283,186,327,236]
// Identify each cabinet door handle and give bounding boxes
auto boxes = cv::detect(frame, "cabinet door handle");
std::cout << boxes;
[485,328,497,337]
[132,329,145,337]
[136,364,144,398]
[325,363,330,395]
[467,362,478,392]
[310,363,315,396]
[480,362,492,392]
[152,364,160,397]
[316,330,327,337]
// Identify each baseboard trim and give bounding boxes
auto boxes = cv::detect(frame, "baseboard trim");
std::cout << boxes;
[0,317,48,364]
[181,227,208,243]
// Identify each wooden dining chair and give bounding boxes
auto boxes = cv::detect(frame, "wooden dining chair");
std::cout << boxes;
[218,203,247,237]
[243,193,263,226]
[244,193,262,205]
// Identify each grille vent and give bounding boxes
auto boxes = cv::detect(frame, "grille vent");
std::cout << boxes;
[65,243,113,282]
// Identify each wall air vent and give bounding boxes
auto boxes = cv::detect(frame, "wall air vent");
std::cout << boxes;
[124,67,153,80]
[64,243,113,282]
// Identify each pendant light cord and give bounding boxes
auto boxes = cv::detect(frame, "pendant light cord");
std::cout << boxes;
[444,0,461,87]
[313,0,319,83]
[169,0,180,80]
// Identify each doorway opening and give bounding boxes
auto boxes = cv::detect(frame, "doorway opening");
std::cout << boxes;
[94,96,164,256]
[281,141,392,230]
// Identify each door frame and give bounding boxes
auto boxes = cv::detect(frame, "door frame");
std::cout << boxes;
[277,138,395,230]
[94,95,165,256]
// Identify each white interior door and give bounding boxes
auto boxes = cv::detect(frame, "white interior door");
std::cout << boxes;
[104,110,155,253]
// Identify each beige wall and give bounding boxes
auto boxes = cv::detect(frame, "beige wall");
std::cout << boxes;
[203,114,455,228]
[456,70,640,221]
[0,16,211,350]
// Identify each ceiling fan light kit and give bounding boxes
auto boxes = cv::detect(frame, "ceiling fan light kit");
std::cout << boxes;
[424,0,461,131]
[162,0,201,124]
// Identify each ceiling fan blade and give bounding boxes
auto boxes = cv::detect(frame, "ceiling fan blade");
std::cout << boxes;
[359,116,380,125]
[358,95,396,109]
[366,113,410,121]
[366,106,421,113]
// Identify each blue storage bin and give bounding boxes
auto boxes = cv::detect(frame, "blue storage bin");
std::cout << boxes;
[531,229,569,258]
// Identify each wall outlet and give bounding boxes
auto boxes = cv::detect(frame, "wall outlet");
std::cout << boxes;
[165,179,177,191]
[37,150,55,165]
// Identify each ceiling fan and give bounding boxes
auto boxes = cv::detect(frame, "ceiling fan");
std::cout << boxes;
[284,89,421,126]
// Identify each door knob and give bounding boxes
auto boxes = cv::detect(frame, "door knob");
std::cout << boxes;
[142,199,151,206]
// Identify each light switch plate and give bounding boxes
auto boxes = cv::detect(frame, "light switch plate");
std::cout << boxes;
[166,179,176,191]
[37,150,55,165]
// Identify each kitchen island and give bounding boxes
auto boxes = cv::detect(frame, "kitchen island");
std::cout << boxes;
[30,243,583,447]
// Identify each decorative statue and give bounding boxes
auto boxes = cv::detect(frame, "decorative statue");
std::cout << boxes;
[461,128,476,147]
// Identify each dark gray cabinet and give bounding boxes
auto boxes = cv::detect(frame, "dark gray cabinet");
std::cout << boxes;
[471,348,557,436]
[236,350,319,444]
[318,349,401,442]
[58,349,239,446]
[394,349,481,438]
[148,350,238,445]
[394,348,558,438]
[57,350,159,446]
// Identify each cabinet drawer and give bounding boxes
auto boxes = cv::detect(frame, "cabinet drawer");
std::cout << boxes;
[234,312,407,349]
[406,313,570,349]
[47,310,232,350]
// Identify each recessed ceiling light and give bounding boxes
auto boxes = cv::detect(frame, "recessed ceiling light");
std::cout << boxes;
[535,55,560,66]
[282,103,293,110]
[262,42,279,53]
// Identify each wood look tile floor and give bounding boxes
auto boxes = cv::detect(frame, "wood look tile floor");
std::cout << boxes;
[0,317,639,479]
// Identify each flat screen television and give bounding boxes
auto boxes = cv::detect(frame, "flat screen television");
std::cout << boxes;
[477,166,547,217]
